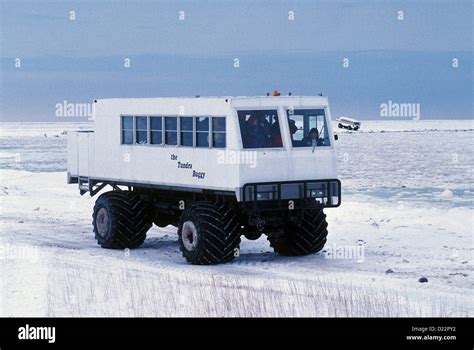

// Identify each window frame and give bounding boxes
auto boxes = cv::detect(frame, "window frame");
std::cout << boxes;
[164,116,178,146]
[235,108,284,150]
[195,116,210,148]
[149,116,163,145]
[211,116,226,148]
[286,107,332,149]
[120,114,227,149]
[121,116,134,145]
[179,116,195,147]
[134,116,149,145]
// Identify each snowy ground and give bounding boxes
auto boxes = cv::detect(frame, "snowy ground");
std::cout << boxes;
[0,121,473,317]
[0,170,472,317]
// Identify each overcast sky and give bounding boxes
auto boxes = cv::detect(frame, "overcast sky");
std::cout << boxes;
[0,0,472,121]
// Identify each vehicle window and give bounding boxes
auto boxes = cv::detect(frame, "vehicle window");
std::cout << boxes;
[287,109,330,147]
[165,117,177,145]
[150,116,162,144]
[180,117,193,146]
[238,110,282,149]
[196,117,209,147]
[135,116,148,144]
[122,115,225,148]
[212,117,226,148]
[121,116,133,144]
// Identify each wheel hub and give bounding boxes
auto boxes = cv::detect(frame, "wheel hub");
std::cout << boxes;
[182,221,198,251]
[96,207,109,237]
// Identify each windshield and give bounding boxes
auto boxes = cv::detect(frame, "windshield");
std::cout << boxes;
[287,109,330,147]
[238,110,283,149]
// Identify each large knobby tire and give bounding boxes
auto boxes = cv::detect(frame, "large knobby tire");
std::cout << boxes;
[268,209,328,256]
[92,191,152,249]
[178,202,241,265]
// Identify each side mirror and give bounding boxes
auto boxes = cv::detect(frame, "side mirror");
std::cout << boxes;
[334,134,339,141]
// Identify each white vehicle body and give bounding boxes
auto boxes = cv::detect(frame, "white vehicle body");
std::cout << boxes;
[67,95,341,264]
[68,96,339,204]
[336,116,361,130]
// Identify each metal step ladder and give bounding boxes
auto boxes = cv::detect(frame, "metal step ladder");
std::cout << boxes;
[78,177,90,195]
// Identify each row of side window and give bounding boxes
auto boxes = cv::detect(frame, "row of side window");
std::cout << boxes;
[121,116,226,148]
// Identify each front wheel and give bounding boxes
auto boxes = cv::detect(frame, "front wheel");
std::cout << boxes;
[178,202,241,265]
[268,209,328,256]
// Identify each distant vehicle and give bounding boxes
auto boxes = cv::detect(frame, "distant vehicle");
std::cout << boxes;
[67,95,341,265]
[336,117,361,131]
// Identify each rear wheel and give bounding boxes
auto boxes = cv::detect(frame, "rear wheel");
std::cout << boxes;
[268,209,328,256]
[178,201,241,265]
[92,191,152,249]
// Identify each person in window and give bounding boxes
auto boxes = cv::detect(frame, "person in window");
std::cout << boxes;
[271,118,282,147]
[288,119,298,136]
[288,118,302,146]
[301,128,323,147]
[258,116,273,147]
[245,115,267,148]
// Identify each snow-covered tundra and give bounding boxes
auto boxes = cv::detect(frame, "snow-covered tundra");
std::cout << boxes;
[0,120,472,316]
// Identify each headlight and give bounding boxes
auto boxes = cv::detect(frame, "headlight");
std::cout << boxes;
[256,185,277,201]
[330,181,340,205]
[310,189,325,197]
[256,192,271,200]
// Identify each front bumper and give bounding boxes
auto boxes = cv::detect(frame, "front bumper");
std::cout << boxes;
[241,179,341,212]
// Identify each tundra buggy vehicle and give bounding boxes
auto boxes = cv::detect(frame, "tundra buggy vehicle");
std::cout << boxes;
[336,116,361,131]
[67,95,341,265]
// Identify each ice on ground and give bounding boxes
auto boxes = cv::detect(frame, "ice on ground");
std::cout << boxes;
[0,170,472,317]
[0,122,92,138]
[334,119,474,133]
[335,122,473,208]
[1,120,472,316]
[0,122,92,172]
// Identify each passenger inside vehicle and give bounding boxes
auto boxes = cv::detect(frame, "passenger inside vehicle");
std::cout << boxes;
[238,110,283,149]
[301,128,323,147]
[287,109,330,148]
